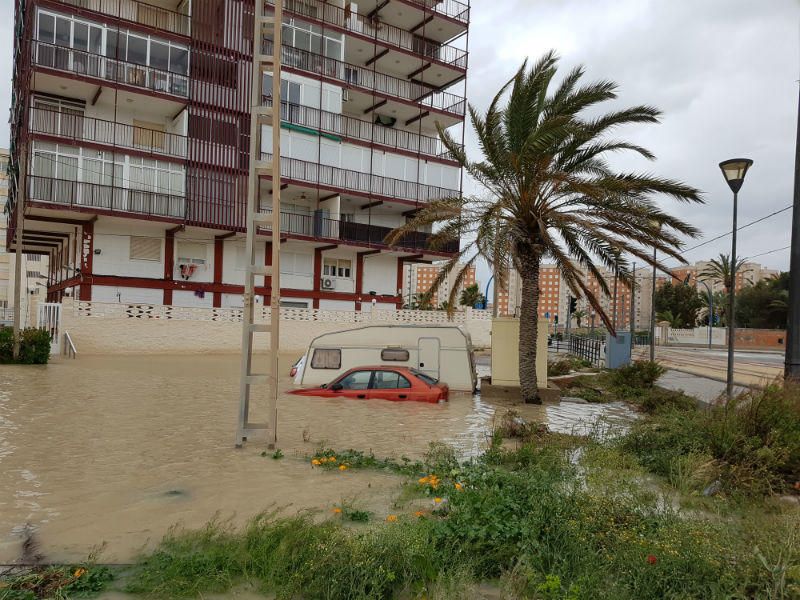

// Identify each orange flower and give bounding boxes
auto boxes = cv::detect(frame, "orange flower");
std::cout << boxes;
[329,457,337,463]
[311,459,321,466]
[418,476,429,485]
[332,507,342,514]
[433,497,443,504]
[386,514,398,522]
[74,568,87,578]
[414,510,425,518]
[454,483,464,491]
[339,464,348,471]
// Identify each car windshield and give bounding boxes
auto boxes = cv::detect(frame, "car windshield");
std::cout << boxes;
[410,368,438,385]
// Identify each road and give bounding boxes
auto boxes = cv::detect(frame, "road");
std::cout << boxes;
[633,346,784,388]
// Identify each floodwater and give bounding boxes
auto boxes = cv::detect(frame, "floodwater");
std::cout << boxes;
[0,354,634,563]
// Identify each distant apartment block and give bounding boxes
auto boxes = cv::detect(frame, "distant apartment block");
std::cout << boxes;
[404,261,476,307]
[8,0,470,311]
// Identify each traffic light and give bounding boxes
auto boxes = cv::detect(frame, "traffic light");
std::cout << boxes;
[568,296,577,313]
[554,314,559,324]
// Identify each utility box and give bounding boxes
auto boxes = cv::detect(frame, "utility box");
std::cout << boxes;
[490,318,548,386]
[605,332,632,369]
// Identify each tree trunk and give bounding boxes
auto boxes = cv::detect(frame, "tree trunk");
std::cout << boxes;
[518,250,542,404]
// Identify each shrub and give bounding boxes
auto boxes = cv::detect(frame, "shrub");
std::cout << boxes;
[0,327,51,364]
[608,361,665,391]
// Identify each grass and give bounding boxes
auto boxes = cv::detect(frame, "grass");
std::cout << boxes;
[120,421,800,599]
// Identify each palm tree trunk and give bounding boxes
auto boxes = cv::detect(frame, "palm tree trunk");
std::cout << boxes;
[518,250,542,404]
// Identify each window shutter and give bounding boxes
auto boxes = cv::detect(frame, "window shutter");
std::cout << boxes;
[130,236,162,261]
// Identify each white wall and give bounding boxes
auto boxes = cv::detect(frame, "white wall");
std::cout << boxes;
[173,289,213,308]
[90,285,163,304]
[362,254,397,296]
[319,299,355,311]
[93,222,165,279]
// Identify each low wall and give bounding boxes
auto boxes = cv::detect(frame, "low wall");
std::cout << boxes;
[658,327,727,346]
[60,299,492,354]
[735,328,786,350]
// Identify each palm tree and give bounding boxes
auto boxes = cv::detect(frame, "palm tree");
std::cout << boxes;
[572,309,587,328]
[656,310,684,329]
[408,291,434,311]
[387,52,702,403]
[459,283,486,308]
[698,253,748,293]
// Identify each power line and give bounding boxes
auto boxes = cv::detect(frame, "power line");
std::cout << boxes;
[742,245,791,261]
[680,204,792,255]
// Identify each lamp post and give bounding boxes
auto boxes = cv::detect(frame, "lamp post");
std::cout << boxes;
[719,158,753,397]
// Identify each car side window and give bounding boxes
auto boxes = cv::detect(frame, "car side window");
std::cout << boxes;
[337,370,373,390]
[397,374,412,389]
[373,370,399,389]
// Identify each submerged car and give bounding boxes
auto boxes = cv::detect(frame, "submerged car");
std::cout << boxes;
[290,366,449,404]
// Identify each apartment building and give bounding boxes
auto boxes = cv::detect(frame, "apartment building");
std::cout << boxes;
[404,261,476,307]
[8,0,469,311]
[684,260,779,293]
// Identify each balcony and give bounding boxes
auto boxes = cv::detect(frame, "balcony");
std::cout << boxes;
[269,210,459,254]
[261,153,459,204]
[54,0,190,37]
[263,41,466,118]
[265,0,467,70]
[27,174,186,220]
[406,0,470,24]
[29,106,188,159]
[32,40,189,99]
[263,98,462,162]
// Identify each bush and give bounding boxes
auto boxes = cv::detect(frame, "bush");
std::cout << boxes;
[623,383,800,495]
[608,361,665,391]
[0,327,51,364]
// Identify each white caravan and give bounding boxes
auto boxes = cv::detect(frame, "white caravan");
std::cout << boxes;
[295,325,477,392]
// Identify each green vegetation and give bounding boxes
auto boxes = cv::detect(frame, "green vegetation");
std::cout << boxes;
[735,272,789,329]
[653,281,705,328]
[547,356,593,377]
[459,283,486,308]
[0,564,112,599]
[0,328,52,365]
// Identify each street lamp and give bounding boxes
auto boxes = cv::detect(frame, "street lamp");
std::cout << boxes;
[719,158,753,397]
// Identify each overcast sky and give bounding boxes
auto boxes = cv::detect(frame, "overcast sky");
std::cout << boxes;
[1,0,798,281]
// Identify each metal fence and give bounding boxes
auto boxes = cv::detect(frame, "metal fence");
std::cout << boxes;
[549,333,604,366]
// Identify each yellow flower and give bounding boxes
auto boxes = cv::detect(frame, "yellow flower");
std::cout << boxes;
[386,514,398,522]
[414,510,425,518]
[329,457,337,463]
[311,459,321,466]
[319,457,328,463]
[74,568,87,578]
[339,464,348,471]
[434,497,443,504]
[332,507,342,514]
[418,476,429,485]
[454,483,463,491]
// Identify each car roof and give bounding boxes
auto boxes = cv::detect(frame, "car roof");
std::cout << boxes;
[344,366,414,372]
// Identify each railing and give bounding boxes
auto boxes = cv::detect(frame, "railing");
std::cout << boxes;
[265,0,467,69]
[406,0,470,24]
[55,0,191,36]
[27,174,186,219]
[568,334,604,365]
[63,331,77,359]
[265,210,458,253]
[264,98,461,161]
[32,40,189,98]
[261,152,458,203]
[29,106,188,159]
[263,41,466,117]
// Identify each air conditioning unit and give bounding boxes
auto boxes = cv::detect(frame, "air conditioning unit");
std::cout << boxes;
[321,277,336,290]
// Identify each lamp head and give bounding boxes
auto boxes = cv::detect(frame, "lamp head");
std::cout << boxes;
[719,158,753,194]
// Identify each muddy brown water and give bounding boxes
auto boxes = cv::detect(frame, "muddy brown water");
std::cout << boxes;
[0,354,633,563]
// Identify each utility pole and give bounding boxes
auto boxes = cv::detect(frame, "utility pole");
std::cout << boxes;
[236,0,283,448]
[630,262,636,351]
[786,83,800,380]
[12,150,26,359]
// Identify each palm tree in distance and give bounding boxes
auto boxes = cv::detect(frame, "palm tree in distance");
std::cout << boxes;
[572,309,587,329]
[387,52,703,403]
[698,253,749,293]
[459,283,486,308]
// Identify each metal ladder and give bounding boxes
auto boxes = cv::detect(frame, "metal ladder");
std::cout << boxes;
[235,0,283,448]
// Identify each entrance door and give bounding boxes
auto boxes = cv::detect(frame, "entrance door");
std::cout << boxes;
[417,338,440,380]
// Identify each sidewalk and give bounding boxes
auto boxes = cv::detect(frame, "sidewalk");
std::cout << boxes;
[659,370,746,404]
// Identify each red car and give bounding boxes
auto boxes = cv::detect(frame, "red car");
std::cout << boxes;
[290,366,449,404]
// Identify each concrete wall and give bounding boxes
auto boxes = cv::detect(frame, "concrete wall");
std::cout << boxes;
[735,328,786,350]
[490,318,548,387]
[60,299,492,355]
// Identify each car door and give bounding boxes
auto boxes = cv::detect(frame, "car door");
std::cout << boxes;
[333,370,374,400]
[370,370,413,402]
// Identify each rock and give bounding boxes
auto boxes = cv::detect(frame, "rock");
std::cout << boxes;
[703,480,721,496]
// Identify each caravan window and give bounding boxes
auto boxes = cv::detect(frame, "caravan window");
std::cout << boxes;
[311,348,340,369]
[381,348,409,362]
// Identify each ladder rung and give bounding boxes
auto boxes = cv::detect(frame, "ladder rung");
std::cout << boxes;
[256,16,275,26]
[242,424,270,436]
[249,323,270,333]
[252,212,273,225]
[254,107,273,124]
[246,375,269,385]
[248,265,273,276]
[255,54,275,65]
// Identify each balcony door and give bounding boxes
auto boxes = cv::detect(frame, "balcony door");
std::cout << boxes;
[32,98,85,141]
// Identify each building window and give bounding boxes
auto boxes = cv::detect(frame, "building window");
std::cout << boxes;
[176,241,207,266]
[323,258,351,279]
[311,348,341,369]
[130,236,162,261]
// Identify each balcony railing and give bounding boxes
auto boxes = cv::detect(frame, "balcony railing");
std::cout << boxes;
[261,152,459,204]
[263,98,461,161]
[27,174,186,219]
[263,41,466,117]
[406,0,470,24]
[265,0,467,69]
[32,40,189,98]
[29,106,188,159]
[266,210,458,253]
[55,0,191,37]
